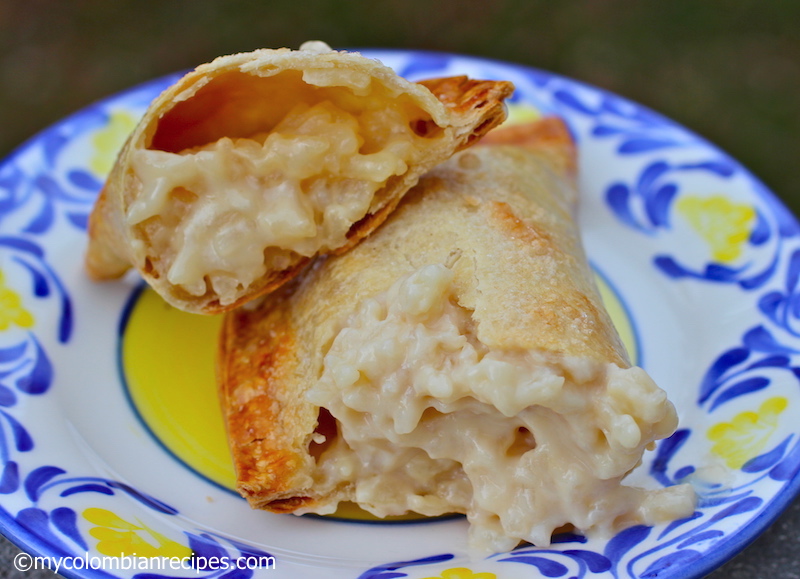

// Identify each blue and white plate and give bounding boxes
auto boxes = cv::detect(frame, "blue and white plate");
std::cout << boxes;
[0,49,798,579]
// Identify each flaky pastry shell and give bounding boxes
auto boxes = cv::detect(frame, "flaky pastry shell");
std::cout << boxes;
[85,41,513,313]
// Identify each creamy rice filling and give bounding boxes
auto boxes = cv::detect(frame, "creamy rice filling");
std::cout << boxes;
[305,263,695,552]
[126,73,440,305]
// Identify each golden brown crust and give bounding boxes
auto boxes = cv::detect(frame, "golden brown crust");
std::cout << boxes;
[84,44,513,314]
[419,76,514,149]
[217,283,321,507]
[218,118,631,513]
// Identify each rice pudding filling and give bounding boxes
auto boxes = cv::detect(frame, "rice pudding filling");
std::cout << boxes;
[127,70,444,305]
[304,263,695,552]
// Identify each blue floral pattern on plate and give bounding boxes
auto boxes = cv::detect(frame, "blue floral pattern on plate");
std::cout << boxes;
[0,50,798,579]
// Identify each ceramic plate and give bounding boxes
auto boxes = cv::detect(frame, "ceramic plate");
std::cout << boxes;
[0,50,799,579]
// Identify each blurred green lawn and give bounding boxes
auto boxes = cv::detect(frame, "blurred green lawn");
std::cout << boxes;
[1,0,798,213]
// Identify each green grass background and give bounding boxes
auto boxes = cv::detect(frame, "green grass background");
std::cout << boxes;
[1,0,799,212]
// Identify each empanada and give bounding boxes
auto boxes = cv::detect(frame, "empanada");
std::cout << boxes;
[85,41,513,313]
[217,118,695,552]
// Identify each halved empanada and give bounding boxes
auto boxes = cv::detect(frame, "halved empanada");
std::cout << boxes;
[85,41,513,313]
[217,118,695,552]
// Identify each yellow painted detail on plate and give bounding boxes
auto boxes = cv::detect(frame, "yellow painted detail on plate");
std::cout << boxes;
[89,110,137,177]
[121,287,233,489]
[0,270,34,331]
[421,568,497,579]
[676,194,756,263]
[707,396,788,470]
[122,273,635,514]
[503,101,541,127]
[83,508,191,559]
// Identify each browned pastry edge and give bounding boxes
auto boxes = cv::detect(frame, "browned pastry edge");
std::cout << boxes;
[217,283,310,506]
[418,76,515,149]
